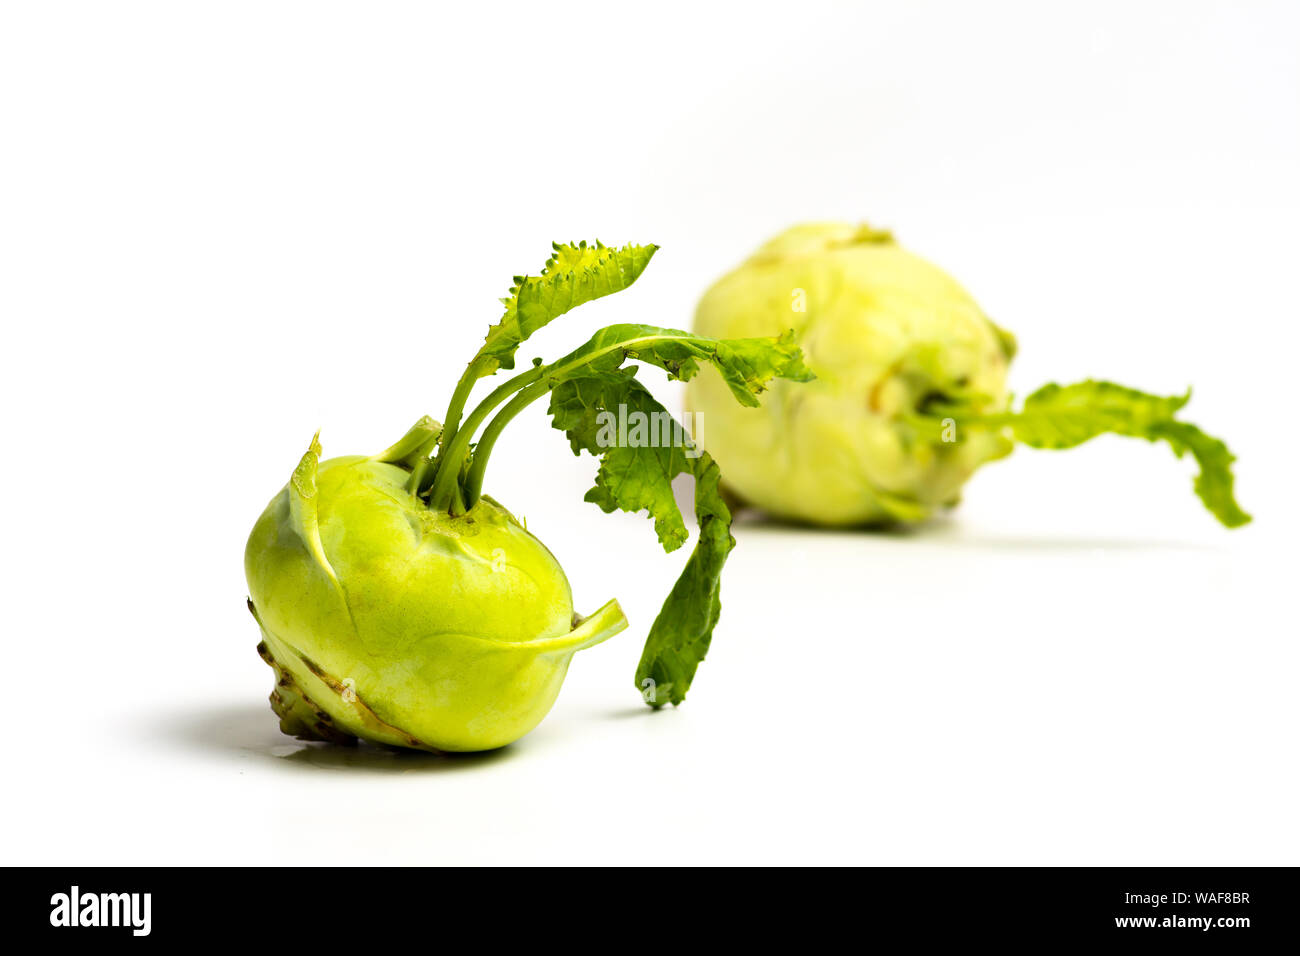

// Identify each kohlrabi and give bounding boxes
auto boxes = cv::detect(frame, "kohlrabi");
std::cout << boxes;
[686,223,1249,528]
[246,241,812,752]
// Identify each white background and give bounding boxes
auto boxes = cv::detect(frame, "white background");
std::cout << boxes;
[3,1,1297,865]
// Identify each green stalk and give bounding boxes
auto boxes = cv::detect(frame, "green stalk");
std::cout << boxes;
[407,455,433,498]
[449,480,467,515]
[462,381,552,508]
[449,333,691,511]
[433,357,490,476]
[428,365,545,510]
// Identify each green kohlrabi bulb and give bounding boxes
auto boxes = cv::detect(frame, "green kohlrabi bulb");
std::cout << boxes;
[687,223,1016,526]
[245,427,626,753]
[243,239,821,754]
[687,223,1249,530]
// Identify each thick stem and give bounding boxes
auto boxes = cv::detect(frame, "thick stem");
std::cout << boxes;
[449,480,467,515]
[451,333,681,510]
[434,358,490,473]
[462,380,551,508]
[428,366,545,510]
[407,455,432,498]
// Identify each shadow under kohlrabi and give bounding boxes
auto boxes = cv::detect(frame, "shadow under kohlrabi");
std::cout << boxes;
[150,703,520,774]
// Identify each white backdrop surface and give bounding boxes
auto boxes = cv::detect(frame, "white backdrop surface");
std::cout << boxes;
[2,1,1296,864]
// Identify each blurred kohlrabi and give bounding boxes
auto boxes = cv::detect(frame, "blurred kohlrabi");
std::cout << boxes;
[686,223,1249,529]
[246,242,812,752]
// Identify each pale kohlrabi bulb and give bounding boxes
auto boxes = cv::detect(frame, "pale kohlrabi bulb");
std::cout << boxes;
[686,223,1017,526]
[245,432,625,753]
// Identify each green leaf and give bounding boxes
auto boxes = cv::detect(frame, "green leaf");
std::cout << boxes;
[477,241,658,375]
[547,372,734,705]
[957,380,1250,528]
[542,318,814,704]
[636,454,732,707]
[544,323,812,552]
[550,370,697,550]
[551,323,814,403]
[1007,381,1191,448]
[1147,419,1251,529]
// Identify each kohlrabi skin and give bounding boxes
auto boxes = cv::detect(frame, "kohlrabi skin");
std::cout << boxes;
[687,222,1249,529]
[246,439,624,752]
[246,241,813,752]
